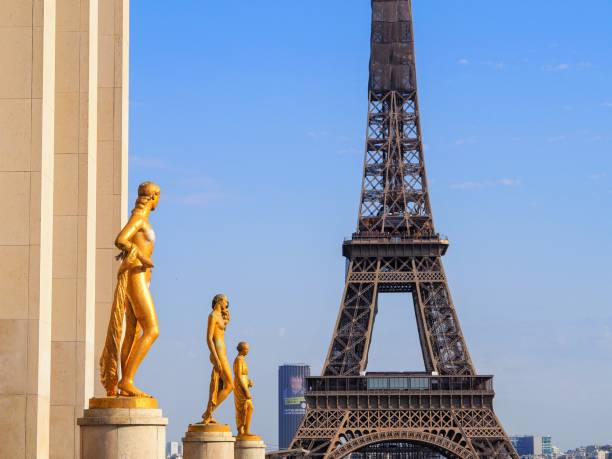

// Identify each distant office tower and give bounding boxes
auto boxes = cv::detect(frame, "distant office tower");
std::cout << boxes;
[278,364,311,449]
[511,435,540,455]
[166,441,182,458]
[511,435,553,456]
[542,436,553,456]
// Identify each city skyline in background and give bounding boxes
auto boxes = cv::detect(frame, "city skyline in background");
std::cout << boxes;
[128,0,612,451]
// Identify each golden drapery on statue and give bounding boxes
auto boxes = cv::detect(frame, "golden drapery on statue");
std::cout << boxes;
[97,181,161,405]
[99,267,130,394]
[233,342,258,440]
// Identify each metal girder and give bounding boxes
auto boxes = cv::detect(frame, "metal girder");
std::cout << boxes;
[322,255,474,376]
[291,404,518,459]
[358,91,434,237]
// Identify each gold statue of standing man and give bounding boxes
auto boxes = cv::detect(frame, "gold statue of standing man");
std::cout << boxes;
[99,181,161,399]
[233,342,258,439]
[202,294,234,424]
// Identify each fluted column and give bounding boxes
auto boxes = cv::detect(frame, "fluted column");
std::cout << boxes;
[94,0,129,399]
[48,0,98,458]
[0,0,129,458]
[0,0,57,457]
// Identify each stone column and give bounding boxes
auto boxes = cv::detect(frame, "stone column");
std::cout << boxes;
[94,0,129,400]
[182,424,236,459]
[1,0,129,457]
[78,407,167,459]
[0,1,56,458]
[49,0,98,457]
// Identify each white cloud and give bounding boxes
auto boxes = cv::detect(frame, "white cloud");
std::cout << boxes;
[129,156,226,205]
[588,173,606,181]
[601,102,612,108]
[543,63,570,72]
[171,192,224,206]
[544,62,591,72]
[180,176,218,188]
[130,155,168,169]
[458,58,469,65]
[482,60,505,71]
[497,178,521,186]
[453,137,478,146]
[547,135,567,143]
[307,130,328,140]
[450,178,521,190]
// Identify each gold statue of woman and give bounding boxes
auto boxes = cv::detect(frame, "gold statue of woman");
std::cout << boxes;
[99,181,161,398]
[202,294,234,423]
[233,342,258,439]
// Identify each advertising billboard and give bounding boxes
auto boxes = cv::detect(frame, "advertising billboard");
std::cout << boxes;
[278,364,310,449]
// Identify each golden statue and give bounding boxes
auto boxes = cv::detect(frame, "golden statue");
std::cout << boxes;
[233,342,258,439]
[202,294,234,424]
[98,181,161,400]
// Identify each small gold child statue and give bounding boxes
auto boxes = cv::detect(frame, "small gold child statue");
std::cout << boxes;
[233,342,259,439]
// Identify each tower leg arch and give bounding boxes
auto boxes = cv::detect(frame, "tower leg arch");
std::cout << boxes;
[326,430,477,459]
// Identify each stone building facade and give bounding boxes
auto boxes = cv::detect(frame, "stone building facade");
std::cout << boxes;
[0,0,129,457]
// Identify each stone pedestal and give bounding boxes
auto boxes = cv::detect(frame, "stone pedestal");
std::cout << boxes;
[77,403,167,459]
[235,438,267,459]
[183,423,236,459]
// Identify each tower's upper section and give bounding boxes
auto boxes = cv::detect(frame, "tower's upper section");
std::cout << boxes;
[357,0,435,239]
[369,0,415,92]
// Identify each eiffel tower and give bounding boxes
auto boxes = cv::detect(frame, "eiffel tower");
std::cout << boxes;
[289,1,518,458]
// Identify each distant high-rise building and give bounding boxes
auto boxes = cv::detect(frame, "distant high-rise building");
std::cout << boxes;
[511,435,553,457]
[543,436,553,456]
[278,364,310,449]
[166,441,182,459]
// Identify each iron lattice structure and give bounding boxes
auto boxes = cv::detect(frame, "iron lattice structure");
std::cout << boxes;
[289,1,518,458]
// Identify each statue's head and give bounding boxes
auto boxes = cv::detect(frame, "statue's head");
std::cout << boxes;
[237,341,250,356]
[212,293,229,311]
[135,181,161,211]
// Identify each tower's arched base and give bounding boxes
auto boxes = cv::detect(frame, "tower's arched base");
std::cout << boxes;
[348,440,452,459]
[326,431,474,459]
[289,375,518,459]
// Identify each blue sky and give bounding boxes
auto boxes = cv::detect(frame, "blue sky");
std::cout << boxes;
[129,1,612,451]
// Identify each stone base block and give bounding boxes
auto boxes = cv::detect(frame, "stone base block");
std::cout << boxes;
[183,428,235,459]
[235,439,267,459]
[88,396,158,409]
[77,407,167,459]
